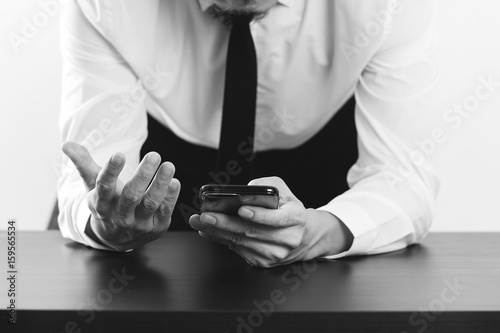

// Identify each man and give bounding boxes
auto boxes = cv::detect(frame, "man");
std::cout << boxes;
[58,0,440,267]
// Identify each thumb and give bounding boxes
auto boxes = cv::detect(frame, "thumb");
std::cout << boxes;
[62,142,101,191]
[248,176,297,202]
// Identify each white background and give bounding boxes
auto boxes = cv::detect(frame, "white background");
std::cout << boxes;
[0,0,499,231]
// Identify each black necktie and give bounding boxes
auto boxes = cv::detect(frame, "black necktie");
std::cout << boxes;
[216,17,257,185]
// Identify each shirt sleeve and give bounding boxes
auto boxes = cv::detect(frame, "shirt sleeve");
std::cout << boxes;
[57,1,147,249]
[318,0,441,258]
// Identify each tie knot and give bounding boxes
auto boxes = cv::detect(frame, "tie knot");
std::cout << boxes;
[233,15,252,27]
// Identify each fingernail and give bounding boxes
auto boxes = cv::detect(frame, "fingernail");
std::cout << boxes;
[77,143,88,155]
[147,153,160,165]
[201,214,217,225]
[169,179,179,191]
[239,208,254,219]
[111,154,123,166]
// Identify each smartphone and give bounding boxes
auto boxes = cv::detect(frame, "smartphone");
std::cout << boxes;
[199,184,279,215]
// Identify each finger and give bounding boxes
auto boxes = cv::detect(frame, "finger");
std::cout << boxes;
[198,229,287,267]
[189,214,203,231]
[248,176,296,200]
[137,162,175,219]
[237,202,303,227]
[190,213,229,236]
[198,231,266,266]
[62,141,101,191]
[118,152,161,217]
[231,245,285,268]
[195,219,255,250]
[154,177,181,230]
[237,194,279,209]
[198,212,276,241]
[197,228,250,249]
[199,211,301,248]
[95,153,125,204]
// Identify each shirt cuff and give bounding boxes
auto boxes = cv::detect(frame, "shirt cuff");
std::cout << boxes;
[75,199,132,252]
[316,200,379,259]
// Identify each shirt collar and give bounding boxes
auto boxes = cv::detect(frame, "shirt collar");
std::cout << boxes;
[198,0,295,13]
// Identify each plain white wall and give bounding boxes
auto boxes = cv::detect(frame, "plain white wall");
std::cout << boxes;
[0,0,499,231]
[1,1,62,231]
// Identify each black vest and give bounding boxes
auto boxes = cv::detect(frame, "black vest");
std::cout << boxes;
[141,96,358,230]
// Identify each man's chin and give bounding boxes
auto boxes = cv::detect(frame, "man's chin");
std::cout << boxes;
[208,3,268,26]
[211,0,277,14]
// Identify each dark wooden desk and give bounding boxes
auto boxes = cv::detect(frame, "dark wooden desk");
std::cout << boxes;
[1,232,499,333]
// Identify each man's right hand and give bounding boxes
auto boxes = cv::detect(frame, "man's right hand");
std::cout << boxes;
[62,142,181,251]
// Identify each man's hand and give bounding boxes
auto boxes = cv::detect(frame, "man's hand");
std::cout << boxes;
[62,142,181,251]
[189,177,353,268]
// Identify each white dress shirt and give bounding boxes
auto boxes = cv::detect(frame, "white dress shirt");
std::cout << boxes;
[58,0,440,258]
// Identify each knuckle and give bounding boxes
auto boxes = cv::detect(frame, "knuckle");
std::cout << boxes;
[137,171,152,183]
[141,196,159,212]
[286,234,303,248]
[244,224,258,238]
[272,248,289,262]
[157,203,173,217]
[122,188,141,205]
[155,179,169,192]
[231,233,243,246]
[94,205,108,220]
[96,180,113,193]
